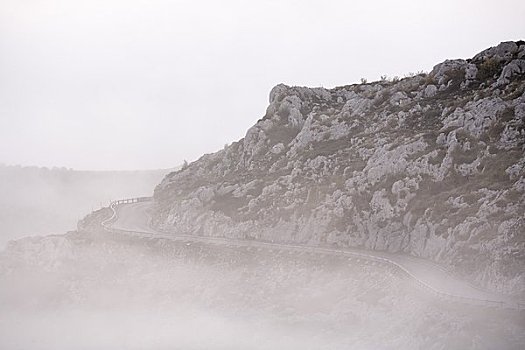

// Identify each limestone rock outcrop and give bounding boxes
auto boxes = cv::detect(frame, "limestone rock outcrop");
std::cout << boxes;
[152,41,525,296]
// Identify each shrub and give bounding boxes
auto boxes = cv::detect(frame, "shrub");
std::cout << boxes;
[445,68,465,81]
[444,68,466,91]
[424,74,437,85]
[476,58,501,81]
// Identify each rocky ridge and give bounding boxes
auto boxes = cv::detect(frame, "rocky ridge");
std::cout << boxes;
[152,41,525,296]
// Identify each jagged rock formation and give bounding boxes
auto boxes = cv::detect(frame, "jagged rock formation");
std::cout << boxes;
[152,41,525,296]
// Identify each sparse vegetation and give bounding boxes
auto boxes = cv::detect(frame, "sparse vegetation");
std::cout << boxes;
[476,57,501,81]
[424,74,437,85]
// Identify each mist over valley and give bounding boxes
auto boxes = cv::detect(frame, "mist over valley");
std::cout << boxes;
[0,1,524,348]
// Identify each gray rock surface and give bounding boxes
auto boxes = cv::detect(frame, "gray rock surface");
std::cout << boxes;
[152,41,525,296]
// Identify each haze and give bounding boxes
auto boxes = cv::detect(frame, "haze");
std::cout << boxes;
[0,165,172,246]
[1,1,524,348]
[1,0,524,170]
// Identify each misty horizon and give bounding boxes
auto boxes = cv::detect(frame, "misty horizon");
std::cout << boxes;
[1,1,524,349]
[0,162,176,172]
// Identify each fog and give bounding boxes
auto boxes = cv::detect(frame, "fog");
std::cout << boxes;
[2,233,523,350]
[0,164,171,247]
[1,0,524,348]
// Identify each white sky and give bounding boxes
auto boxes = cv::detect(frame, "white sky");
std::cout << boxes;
[0,0,524,170]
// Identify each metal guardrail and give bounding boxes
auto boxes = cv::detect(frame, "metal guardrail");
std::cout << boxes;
[111,196,153,206]
[101,197,525,311]
[100,197,152,228]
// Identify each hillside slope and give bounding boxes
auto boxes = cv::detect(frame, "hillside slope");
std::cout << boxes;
[152,41,525,296]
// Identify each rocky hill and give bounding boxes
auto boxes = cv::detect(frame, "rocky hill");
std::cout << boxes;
[152,41,525,296]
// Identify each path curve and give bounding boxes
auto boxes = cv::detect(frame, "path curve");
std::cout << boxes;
[103,201,523,310]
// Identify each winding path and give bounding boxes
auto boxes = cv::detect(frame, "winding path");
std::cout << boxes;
[103,200,523,310]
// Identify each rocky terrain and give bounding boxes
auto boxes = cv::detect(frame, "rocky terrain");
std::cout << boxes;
[152,41,525,297]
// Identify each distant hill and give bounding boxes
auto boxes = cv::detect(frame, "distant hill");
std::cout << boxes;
[152,41,525,296]
[0,165,173,246]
